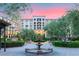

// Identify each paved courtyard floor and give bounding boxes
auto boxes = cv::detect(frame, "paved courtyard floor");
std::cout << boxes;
[0,43,79,56]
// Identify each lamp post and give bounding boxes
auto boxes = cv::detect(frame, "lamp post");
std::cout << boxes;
[0,28,1,50]
[4,27,6,52]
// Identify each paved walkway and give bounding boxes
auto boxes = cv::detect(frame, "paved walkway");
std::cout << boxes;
[0,42,79,56]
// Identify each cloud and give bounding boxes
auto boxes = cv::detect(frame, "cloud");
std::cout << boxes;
[21,6,67,19]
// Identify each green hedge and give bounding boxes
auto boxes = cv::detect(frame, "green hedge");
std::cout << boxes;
[32,37,49,42]
[1,40,25,48]
[33,40,46,42]
[53,41,79,48]
[71,37,79,41]
[33,38,49,42]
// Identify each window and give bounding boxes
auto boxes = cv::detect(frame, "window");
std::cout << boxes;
[37,25,41,29]
[43,22,44,24]
[25,25,28,27]
[22,22,23,24]
[42,19,44,21]
[34,25,36,30]
[37,18,41,21]
[43,25,44,27]
[37,22,41,25]
[34,19,36,21]
[30,25,32,27]
[34,22,36,24]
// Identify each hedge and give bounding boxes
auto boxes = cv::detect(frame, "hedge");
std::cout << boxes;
[33,38,48,42]
[71,37,79,41]
[53,41,79,48]
[1,40,25,48]
[33,40,46,42]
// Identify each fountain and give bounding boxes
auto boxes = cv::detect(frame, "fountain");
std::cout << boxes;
[25,34,53,55]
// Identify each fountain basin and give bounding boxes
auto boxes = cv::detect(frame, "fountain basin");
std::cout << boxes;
[25,41,53,55]
[25,48,53,54]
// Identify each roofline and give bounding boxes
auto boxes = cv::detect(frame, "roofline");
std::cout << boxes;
[22,19,55,20]
[33,16,46,17]
[0,19,11,26]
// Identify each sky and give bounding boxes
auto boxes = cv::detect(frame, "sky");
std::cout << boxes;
[0,3,76,19]
[21,3,76,19]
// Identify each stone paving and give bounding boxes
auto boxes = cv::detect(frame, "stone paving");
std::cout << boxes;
[0,42,79,56]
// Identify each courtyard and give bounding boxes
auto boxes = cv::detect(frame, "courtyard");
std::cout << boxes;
[0,42,79,56]
[1,3,79,56]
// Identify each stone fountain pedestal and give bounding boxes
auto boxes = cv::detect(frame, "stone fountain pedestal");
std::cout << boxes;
[25,34,53,55]
[25,42,53,55]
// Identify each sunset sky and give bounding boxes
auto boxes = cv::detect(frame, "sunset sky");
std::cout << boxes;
[21,3,76,19]
[0,3,76,19]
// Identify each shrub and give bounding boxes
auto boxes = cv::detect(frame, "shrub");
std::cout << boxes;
[43,38,49,41]
[71,37,79,41]
[32,38,49,42]
[1,40,25,48]
[0,37,12,42]
[33,40,45,42]
[6,38,12,41]
[53,41,79,48]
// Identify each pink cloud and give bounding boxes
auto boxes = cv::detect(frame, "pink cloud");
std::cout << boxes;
[21,7,67,19]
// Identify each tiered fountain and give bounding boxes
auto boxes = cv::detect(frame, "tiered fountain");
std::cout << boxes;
[25,34,53,55]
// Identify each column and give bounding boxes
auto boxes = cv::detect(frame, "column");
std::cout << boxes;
[0,28,1,50]
[4,27,6,52]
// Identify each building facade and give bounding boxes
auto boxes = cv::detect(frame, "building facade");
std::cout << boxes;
[21,16,52,34]
[22,16,48,30]
[0,16,53,37]
[6,20,22,38]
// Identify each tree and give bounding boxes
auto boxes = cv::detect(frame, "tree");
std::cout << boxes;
[44,16,71,42]
[20,29,36,41]
[67,10,79,37]
[0,3,32,20]
[57,16,71,42]
[44,20,60,40]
